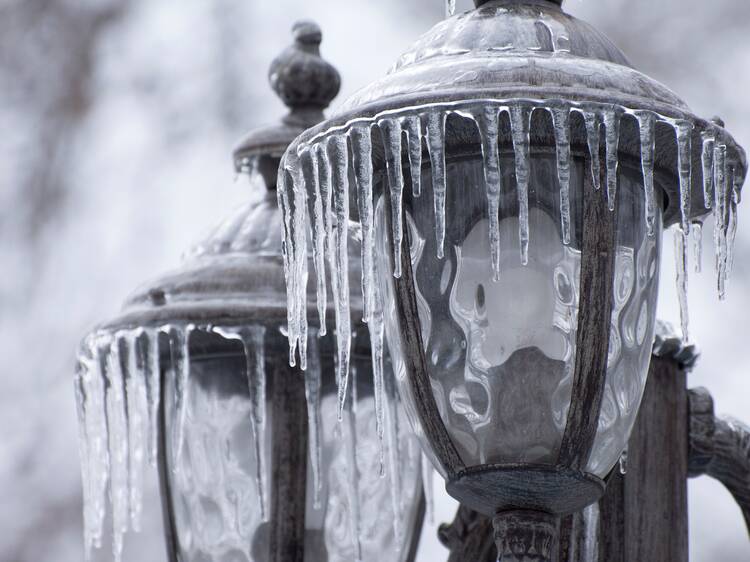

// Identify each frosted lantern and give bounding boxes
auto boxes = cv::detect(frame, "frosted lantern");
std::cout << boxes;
[73,21,426,562]
[276,1,745,560]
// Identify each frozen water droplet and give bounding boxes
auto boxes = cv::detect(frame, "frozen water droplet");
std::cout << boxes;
[551,106,572,245]
[327,135,353,419]
[692,222,703,274]
[379,118,406,278]
[421,454,435,524]
[583,111,601,191]
[425,111,448,260]
[636,111,657,236]
[168,326,193,470]
[603,109,621,211]
[509,104,531,265]
[473,105,503,280]
[305,336,324,508]
[713,144,729,299]
[351,125,375,324]
[618,448,628,475]
[303,148,329,335]
[701,133,715,210]
[676,120,694,236]
[402,115,423,197]
[674,230,690,342]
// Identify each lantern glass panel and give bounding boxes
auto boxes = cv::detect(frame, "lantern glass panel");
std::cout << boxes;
[163,333,424,562]
[377,150,662,478]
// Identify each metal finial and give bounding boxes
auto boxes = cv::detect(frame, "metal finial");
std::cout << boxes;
[233,20,340,186]
[269,19,341,124]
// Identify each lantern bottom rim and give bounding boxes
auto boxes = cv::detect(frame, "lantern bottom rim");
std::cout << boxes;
[446,463,605,517]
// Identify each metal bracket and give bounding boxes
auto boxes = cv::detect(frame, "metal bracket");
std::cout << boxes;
[688,387,750,537]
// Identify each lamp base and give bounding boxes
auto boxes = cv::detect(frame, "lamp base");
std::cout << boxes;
[446,463,605,517]
[492,510,558,562]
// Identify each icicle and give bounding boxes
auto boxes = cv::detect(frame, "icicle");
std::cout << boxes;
[473,105,503,280]
[305,336,323,508]
[141,329,161,467]
[676,120,693,236]
[636,111,657,236]
[421,454,435,524]
[292,162,310,370]
[124,331,146,533]
[692,222,703,274]
[674,230,690,342]
[379,118,406,278]
[342,385,363,562]
[368,259,387,476]
[77,339,110,558]
[728,171,740,278]
[713,144,728,299]
[350,125,375,324]
[168,326,192,469]
[106,337,130,562]
[425,111,448,259]
[327,135,352,419]
[303,148,328,335]
[583,111,601,191]
[384,372,403,546]
[402,115,423,197]
[212,326,269,519]
[551,106,572,245]
[318,142,335,333]
[446,0,456,17]
[618,448,628,475]
[603,109,621,211]
[701,133,715,210]
[509,104,531,265]
[277,165,299,366]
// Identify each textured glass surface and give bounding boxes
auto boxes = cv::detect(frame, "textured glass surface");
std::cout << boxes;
[164,339,422,562]
[378,152,662,478]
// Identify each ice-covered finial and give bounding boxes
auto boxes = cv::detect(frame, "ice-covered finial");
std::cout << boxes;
[270,20,341,124]
[234,20,341,185]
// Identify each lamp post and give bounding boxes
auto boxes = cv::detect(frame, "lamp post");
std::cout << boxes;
[74,21,425,562]
[275,1,747,560]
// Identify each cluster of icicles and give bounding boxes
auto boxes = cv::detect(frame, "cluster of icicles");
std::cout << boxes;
[278,99,743,413]
[75,322,435,561]
[75,324,266,561]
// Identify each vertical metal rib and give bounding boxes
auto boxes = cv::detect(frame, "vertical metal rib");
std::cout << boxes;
[558,160,617,470]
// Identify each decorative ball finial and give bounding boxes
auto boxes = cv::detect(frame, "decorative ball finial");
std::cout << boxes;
[269,19,341,123]
[232,20,341,188]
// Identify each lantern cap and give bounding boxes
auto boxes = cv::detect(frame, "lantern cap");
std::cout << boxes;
[232,19,341,185]
[95,189,363,335]
[284,0,745,227]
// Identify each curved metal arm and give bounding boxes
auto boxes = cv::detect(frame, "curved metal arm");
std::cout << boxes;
[689,387,750,536]
[438,505,497,562]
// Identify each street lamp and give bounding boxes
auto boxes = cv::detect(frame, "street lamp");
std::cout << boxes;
[74,21,425,562]
[275,1,746,559]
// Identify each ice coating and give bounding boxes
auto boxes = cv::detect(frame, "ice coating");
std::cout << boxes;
[425,111,448,260]
[212,326,268,519]
[551,106,572,245]
[473,106,504,279]
[421,454,435,524]
[636,111,657,236]
[676,120,694,236]
[509,104,532,265]
[674,230,690,342]
[692,222,704,274]
[603,108,621,211]
[281,100,744,425]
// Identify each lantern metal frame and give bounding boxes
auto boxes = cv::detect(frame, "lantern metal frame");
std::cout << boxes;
[275,0,747,559]
[78,20,425,562]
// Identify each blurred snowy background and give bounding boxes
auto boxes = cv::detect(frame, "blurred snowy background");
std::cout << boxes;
[1,0,748,560]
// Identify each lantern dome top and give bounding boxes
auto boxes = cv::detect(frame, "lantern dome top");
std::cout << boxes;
[233,19,341,183]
